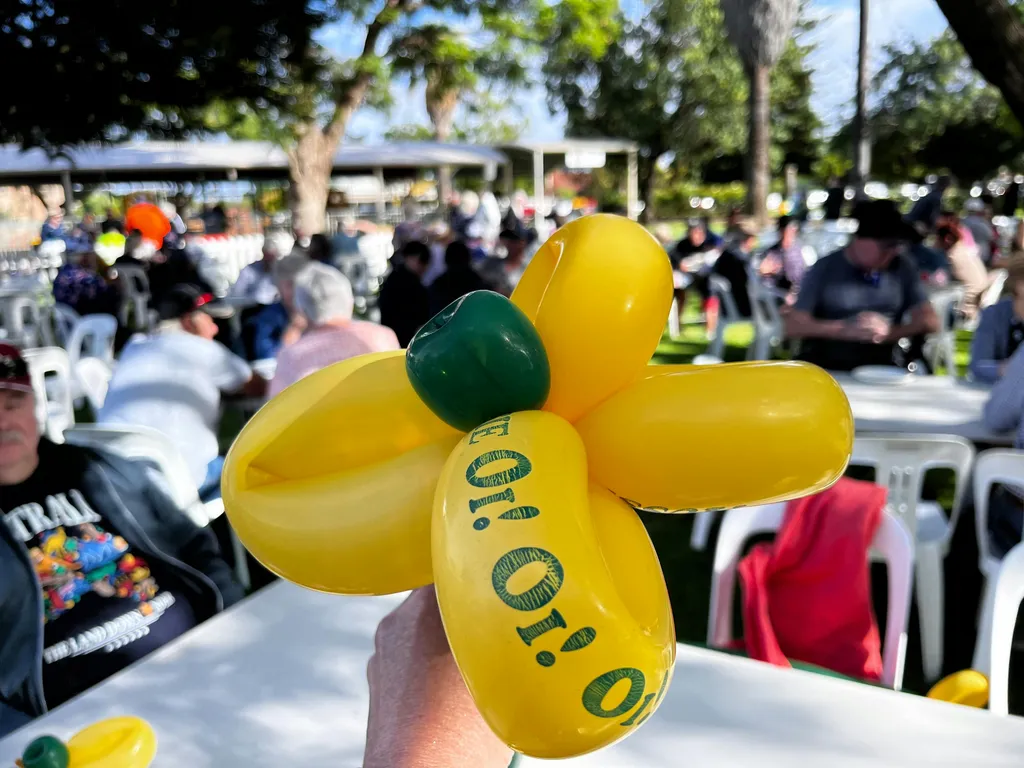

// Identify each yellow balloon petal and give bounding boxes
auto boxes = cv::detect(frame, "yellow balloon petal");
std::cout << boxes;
[576,362,853,511]
[223,351,461,594]
[67,717,156,768]
[511,215,673,422]
[927,670,989,708]
[433,411,675,759]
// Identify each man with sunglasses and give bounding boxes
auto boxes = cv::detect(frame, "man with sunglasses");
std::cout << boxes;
[785,200,939,372]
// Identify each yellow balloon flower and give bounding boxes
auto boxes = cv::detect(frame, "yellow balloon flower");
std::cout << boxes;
[223,214,853,759]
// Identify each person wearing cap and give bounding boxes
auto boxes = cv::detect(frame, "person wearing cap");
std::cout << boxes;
[269,263,398,397]
[0,343,241,735]
[99,284,266,500]
[476,230,528,298]
[786,199,939,372]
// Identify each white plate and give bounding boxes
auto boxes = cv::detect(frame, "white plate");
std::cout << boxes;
[851,366,914,386]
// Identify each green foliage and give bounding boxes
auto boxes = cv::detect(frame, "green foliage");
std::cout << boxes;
[812,152,853,184]
[857,30,1024,181]
[0,0,324,151]
[543,0,821,202]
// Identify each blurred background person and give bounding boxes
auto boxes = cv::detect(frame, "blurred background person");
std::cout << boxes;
[270,263,398,397]
[230,230,293,306]
[428,240,486,315]
[242,253,310,361]
[757,215,806,303]
[477,230,528,298]
[786,200,937,372]
[379,240,432,347]
[969,256,1024,383]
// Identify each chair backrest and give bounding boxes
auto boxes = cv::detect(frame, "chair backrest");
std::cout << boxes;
[709,274,741,321]
[22,346,75,441]
[1,294,43,348]
[53,303,80,346]
[801,245,818,267]
[973,450,1024,575]
[985,541,1024,715]
[850,434,975,542]
[63,424,208,527]
[116,264,151,297]
[980,269,1008,310]
[708,502,913,689]
[74,356,113,412]
[65,314,117,366]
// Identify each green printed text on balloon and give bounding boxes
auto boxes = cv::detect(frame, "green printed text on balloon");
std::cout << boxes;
[466,450,532,488]
[582,668,646,719]
[516,608,567,645]
[498,506,540,520]
[560,627,597,652]
[492,547,564,611]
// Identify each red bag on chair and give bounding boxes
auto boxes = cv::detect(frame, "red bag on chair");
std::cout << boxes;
[738,477,885,682]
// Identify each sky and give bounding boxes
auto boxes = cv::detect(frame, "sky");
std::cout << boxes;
[322,0,951,143]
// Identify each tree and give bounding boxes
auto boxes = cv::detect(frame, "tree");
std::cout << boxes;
[850,31,1023,181]
[720,0,799,223]
[384,92,526,145]
[544,0,746,221]
[390,20,528,204]
[0,0,322,151]
[934,0,1024,129]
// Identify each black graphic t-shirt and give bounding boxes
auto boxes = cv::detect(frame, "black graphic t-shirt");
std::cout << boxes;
[1,440,196,708]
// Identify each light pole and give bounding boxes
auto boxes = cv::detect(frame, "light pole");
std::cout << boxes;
[851,0,871,193]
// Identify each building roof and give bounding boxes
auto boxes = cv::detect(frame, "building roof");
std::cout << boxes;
[0,140,509,183]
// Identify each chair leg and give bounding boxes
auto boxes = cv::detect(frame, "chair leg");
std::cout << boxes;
[668,298,680,339]
[915,548,945,682]
[230,527,252,591]
[972,574,997,675]
[690,511,716,552]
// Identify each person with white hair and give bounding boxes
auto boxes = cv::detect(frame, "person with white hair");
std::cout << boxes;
[231,230,294,306]
[269,262,398,397]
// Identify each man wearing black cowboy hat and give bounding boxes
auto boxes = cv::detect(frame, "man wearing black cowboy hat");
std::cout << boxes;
[785,199,939,372]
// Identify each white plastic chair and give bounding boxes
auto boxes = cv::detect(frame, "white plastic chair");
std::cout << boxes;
[22,347,75,442]
[0,294,44,348]
[708,503,913,690]
[66,313,117,366]
[63,424,251,589]
[971,450,1024,677]
[116,264,152,331]
[53,302,80,347]
[851,434,976,682]
[984,541,1024,715]
[925,287,964,376]
[747,281,784,361]
[707,275,746,360]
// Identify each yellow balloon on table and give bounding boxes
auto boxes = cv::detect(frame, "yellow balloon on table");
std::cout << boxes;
[67,717,156,768]
[223,213,854,759]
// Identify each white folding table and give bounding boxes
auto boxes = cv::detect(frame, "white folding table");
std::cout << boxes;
[2,581,1023,767]
[834,374,1012,444]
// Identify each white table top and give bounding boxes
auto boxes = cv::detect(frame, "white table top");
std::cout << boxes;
[834,373,1013,444]
[3,581,1024,767]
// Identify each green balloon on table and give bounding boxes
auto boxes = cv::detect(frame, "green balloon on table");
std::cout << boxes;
[406,291,550,431]
[21,735,69,768]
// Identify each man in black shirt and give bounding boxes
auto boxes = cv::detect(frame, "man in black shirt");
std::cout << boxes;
[711,217,759,319]
[0,344,241,736]
[786,200,938,371]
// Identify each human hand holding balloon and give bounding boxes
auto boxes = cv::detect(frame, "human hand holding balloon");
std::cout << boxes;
[223,214,854,759]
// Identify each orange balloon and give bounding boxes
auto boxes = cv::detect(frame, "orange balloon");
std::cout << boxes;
[125,203,171,247]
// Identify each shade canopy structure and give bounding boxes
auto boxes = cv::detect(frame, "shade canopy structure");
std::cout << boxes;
[0,140,509,185]
[500,139,641,224]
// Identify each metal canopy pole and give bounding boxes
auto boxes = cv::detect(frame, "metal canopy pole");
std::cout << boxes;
[374,166,386,222]
[626,150,639,221]
[533,150,545,231]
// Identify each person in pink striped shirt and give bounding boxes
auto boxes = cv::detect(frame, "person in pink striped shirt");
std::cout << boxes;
[269,263,399,397]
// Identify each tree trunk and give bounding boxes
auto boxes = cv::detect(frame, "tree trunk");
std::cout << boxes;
[747,64,771,225]
[427,84,459,209]
[851,0,871,192]
[935,0,1024,129]
[288,125,341,236]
